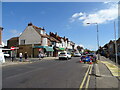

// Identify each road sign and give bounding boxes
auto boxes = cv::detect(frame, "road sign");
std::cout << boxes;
[11,46,15,50]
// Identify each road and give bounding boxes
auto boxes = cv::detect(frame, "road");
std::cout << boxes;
[2,57,94,88]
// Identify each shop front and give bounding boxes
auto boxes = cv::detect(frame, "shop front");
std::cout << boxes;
[34,46,54,57]
[53,47,65,57]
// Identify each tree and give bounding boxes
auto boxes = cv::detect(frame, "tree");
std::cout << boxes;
[77,46,83,53]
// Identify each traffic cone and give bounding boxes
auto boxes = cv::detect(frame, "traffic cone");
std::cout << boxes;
[89,60,92,64]
[79,59,82,63]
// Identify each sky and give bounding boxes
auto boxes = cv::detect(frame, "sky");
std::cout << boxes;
[2,2,119,50]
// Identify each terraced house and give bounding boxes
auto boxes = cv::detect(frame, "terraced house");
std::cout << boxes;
[7,23,75,58]
[49,32,75,56]
[18,23,55,57]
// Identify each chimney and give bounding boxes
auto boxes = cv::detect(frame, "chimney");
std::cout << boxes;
[28,22,33,26]
[66,38,68,41]
[0,27,3,45]
[55,32,57,35]
[49,32,52,36]
[42,27,45,30]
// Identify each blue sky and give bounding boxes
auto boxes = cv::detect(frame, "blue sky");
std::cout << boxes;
[2,2,118,50]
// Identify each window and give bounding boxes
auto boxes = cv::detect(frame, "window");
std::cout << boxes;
[52,42,56,46]
[20,40,25,45]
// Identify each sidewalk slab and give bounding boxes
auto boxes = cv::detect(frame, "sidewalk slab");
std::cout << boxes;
[101,61,120,77]
[96,62,119,88]
[94,56,119,88]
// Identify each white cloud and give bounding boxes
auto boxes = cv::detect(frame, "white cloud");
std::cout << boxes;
[72,12,83,18]
[70,12,84,22]
[70,2,118,26]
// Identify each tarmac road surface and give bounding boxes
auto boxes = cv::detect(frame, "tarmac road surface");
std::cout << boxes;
[3,57,90,88]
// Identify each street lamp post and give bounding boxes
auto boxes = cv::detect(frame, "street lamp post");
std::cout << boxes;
[114,21,118,65]
[86,23,100,60]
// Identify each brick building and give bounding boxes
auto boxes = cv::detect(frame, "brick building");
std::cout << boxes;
[7,37,19,48]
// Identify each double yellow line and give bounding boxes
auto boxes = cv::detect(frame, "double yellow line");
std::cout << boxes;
[79,65,93,90]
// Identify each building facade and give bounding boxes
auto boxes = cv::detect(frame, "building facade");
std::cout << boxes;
[18,23,54,58]
[7,37,19,48]
[7,23,76,58]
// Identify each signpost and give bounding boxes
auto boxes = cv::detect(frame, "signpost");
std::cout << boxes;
[10,46,15,62]
[11,46,15,50]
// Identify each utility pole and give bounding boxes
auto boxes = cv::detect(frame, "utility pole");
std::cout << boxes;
[86,23,100,60]
[114,21,118,65]
[96,23,100,60]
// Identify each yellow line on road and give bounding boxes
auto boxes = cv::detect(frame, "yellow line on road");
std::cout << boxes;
[85,65,93,90]
[79,65,91,90]
[101,61,120,76]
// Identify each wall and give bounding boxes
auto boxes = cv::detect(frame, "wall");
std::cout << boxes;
[18,45,33,58]
[7,38,19,48]
[42,38,48,46]
[19,26,41,45]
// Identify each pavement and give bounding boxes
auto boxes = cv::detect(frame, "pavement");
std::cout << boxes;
[94,56,119,89]
[2,57,58,67]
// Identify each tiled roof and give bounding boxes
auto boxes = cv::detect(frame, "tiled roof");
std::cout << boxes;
[28,23,64,43]
[46,34,60,43]
[32,25,42,30]
[8,37,19,40]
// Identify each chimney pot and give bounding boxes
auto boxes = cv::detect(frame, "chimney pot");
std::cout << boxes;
[28,22,33,26]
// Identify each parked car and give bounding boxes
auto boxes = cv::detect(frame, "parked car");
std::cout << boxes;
[74,53,81,57]
[59,52,72,60]
[3,52,10,58]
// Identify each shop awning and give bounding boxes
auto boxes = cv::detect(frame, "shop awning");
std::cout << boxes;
[59,48,65,51]
[44,46,54,51]
[34,46,44,48]
[54,47,65,51]
[34,46,54,51]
